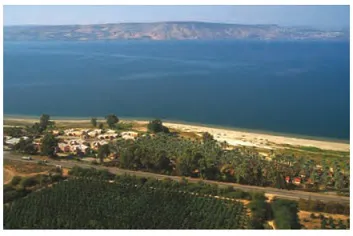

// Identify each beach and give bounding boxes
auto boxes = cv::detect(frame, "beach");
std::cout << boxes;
[4,117,349,152]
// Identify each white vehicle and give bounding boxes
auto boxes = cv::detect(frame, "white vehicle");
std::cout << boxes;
[22,156,32,160]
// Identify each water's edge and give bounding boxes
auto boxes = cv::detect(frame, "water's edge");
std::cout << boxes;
[3,113,349,144]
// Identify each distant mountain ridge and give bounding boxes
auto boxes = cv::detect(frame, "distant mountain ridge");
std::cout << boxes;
[4,21,349,41]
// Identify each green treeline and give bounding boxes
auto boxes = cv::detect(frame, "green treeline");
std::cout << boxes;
[271,199,301,229]
[111,133,349,193]
[298,198,350,216]
[4,116,350,194]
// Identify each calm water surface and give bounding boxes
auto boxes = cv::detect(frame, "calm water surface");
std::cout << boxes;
[3,40,350,140]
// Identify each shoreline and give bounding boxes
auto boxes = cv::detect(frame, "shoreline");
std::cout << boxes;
[3,114,350,152]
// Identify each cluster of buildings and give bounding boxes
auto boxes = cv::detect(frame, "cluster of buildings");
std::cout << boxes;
[5,127,140,158]
[55,129,139,155]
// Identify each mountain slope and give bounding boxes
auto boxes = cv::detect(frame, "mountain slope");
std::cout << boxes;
[4,21,349,41]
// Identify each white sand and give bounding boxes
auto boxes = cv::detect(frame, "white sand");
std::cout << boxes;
[159,122,349,152]
[4,117,349,152]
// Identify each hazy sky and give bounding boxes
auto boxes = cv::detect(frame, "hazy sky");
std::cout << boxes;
[4,5,350,29]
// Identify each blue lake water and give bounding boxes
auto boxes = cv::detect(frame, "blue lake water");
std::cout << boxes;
[3,40,350,140]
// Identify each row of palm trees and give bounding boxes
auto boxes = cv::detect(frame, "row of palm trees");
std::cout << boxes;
[106,133,349,191]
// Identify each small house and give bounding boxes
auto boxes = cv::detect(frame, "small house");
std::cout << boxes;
[293,177,302,185]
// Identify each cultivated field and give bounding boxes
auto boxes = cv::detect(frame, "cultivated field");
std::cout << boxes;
[3,178,248,229]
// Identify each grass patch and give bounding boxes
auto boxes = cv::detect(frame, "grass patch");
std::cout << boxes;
[298,146,323,152]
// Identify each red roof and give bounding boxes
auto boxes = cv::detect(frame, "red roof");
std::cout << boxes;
[293,177,301,183]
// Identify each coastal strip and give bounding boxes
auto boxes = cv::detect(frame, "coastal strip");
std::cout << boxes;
[3,116,349,152]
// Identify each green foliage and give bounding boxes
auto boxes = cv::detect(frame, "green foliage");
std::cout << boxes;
[105,114,119,128]
[115,122,133,130]
[298,198,349,215]
[98,123,104,129]
[147,119,169,133]
[97,144,110,163]
[337,219,346,229]
[90,117,97,127]
[20,176,39,188]
[271,199,301,229]
[107,133,349,193]
[13,137,38,155]
[27,114,54,135]
[68,166,115,180]
[40,133,58,157]
[298,146,323,152]
[247,193,271,229]
[4,184,14,192]
[321,218,327,229]
[4,127,26,138]
[4,179,248,229]
[346,219,350,228]
[40,114,50,129]
[67,166,251,201]
[250,191,267,201]
[10,176,22,186]
[3,187,30,204]
[202,132,214,143]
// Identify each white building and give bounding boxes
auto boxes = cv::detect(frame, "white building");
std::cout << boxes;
[5,137,29,146]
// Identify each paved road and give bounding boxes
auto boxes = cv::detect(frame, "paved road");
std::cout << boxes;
[3,151,349,204]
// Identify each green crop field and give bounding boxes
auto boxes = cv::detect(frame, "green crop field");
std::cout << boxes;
[4,178,248,229]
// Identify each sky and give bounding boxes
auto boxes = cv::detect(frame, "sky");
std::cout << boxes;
[3,5,350,30]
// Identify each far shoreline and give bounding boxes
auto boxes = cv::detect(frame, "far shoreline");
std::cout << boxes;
[3,114,350,150]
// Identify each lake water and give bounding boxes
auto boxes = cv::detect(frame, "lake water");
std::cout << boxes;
[3,40,350,140]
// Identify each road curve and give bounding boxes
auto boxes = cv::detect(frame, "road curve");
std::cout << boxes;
[3,151,349,204]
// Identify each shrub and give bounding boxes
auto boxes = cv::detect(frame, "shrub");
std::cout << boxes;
[4,184,15,192]
[147,119,169,133]
[10,176,22,186]
[250,191,267,201]
[271,199,301,229]
[51,174,64,182]
[20,176,38,188]
[4,188,29,204]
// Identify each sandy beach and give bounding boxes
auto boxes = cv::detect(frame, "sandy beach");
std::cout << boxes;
[3,117,349,152]
[159,122,349,152]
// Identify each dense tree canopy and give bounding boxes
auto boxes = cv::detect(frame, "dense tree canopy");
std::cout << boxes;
[105,133,349,193]
[40,133,58,157]
[97,144,110,163]
[105,114,119,128]
[271,199,301,229]
[40,114,50,129]
[147,119,169,133]
[4,127,26,138]
[13,138,38,155]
